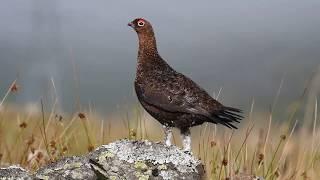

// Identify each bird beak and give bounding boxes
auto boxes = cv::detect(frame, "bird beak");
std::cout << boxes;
[128,22,134,28]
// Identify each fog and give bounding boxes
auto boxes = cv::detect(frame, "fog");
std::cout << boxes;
[0,0,319,114]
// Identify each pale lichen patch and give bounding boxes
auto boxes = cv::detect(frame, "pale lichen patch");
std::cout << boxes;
[63,162,82,170]
[109,176,117,180]
[99,150,114,162]
[160,170,178,180]
[134,161,148,170]
[158,164,167,170]
[134,171,150,180]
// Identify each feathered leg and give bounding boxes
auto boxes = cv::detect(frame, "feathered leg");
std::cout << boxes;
[181,128,191,152]
[163,125,172,146]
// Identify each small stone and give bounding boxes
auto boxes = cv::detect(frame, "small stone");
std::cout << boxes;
[111,166,119,172]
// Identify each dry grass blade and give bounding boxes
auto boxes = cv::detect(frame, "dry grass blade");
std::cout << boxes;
[0,79,17,108]
[39,99,52,161]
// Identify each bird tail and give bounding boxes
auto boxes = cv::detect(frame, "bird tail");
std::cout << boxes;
[211,106,243,129]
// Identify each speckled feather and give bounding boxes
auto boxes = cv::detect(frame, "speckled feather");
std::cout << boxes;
[130,18,242,133]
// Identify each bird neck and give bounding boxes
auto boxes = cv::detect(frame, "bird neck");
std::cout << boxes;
[136,32,170,75]
[137,33,159,60]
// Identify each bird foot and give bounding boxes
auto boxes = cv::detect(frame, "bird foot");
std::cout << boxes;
[163,125,173,147]
[165,139,172,147]
[181,131,191,152]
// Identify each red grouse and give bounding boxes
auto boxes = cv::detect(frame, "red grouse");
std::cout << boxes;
[128,18,242,151]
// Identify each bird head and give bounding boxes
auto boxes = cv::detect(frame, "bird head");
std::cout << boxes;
[128,18,153,35]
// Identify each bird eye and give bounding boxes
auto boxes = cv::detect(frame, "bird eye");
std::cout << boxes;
[137,20,145,27]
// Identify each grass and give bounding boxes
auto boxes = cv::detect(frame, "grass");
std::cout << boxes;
[0,77,319,180]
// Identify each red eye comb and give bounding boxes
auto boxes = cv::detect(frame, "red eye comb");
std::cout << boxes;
[137,18,145,22]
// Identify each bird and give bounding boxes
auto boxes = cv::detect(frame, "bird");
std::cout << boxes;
[128,18,242,152]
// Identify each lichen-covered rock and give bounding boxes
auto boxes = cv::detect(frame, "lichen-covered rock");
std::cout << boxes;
[1,139,205,180]
[88,139,205,180]
[0,165,33,180]
[35,156,96,180]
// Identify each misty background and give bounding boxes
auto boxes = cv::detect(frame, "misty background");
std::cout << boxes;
[0,0,319,115]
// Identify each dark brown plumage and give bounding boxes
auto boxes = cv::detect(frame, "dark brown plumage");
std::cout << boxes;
[128,18,242,151]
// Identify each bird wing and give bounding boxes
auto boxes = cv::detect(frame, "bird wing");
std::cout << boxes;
[135,70,242,128]
[136,71,220,116]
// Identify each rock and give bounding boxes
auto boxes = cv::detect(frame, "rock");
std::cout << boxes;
[0,139,204,180]
[0,165,33,180]
[35,156,96,180]
[87,139,205,180]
